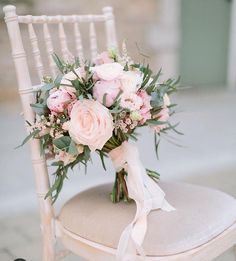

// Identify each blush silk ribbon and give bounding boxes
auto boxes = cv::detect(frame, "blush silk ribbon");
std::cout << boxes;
[109,141,175,261]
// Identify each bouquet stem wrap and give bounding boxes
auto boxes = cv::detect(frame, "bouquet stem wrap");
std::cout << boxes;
[109,141,175,261]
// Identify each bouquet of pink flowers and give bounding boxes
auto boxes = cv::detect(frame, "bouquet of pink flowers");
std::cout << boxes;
[20,47,180,203]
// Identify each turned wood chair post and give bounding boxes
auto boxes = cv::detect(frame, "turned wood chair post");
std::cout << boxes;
[103,6,118,50]
[3,5,56,261]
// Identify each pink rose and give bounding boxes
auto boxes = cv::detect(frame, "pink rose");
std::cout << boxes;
[95,51,113,65]
[47,89,76,113]
[93,62,123,81]
[93,79,121,107]
[69,100,114,151]
[153,107,169,133]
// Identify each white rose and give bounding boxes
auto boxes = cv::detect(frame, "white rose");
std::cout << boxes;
[120,71,143,94]
[93,62,123,81]
[69,100,114,151]
[61,68,82,86]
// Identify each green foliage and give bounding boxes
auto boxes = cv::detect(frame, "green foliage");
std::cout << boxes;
[45,167,67,203]
[154,132,160,159]
[30,103,48,115]
[15,129,40,149]
[40,133,51,156]
[98,150,107,171]
[146,168,160,182]
[53,136,79,156]
[146,119,167,126]
[53,136,71,150]
[68,140,78,156]
[52,53,80,74]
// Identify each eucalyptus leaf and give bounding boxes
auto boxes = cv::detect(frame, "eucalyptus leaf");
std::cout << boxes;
[15,129,40,149]
[41,82,55,91]
[68,140,78,156]
[99,151,107,171]
[154,132,160,159]
[51,161,64,166]
[30,103,48,115]
[54,75,63,86]
[146,119,167,126]
[52,53,64,73]
[53,136,71,150]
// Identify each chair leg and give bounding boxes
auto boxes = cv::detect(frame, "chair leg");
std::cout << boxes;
[42,234,56,261]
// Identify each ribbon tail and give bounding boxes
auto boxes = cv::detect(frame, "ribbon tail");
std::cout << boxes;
[143,174,175,212]
[116,224,134,260]
[109,141,175,260]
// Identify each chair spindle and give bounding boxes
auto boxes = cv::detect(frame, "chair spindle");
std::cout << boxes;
[103,7,118,50]
[58,18,72,62]
[42,19,57,77]
[73,16,84,62]
[89,20,98,62]
[27,19,45,81]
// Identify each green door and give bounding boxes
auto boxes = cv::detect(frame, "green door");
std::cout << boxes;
[180,0,231,87]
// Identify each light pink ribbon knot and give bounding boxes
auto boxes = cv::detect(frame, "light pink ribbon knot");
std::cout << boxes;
[109,141,175,261]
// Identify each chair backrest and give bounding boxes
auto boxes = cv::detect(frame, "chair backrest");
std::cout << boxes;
[4,5,117,82]
[3,4,118,225]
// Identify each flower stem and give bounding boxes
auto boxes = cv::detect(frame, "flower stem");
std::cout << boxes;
[111,169,130,203]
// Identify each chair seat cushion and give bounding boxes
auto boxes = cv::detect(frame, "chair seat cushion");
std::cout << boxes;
[58,182,236,256]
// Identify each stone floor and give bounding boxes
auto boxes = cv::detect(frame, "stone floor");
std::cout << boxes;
[0,88,236,260]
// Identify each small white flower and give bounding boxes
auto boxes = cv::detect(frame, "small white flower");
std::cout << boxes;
[125,118,132,125]
[56,151,76,165]
[120,111,126,118]
[76,144,84,154]
[62,121,70,131]
[120,93,143,111]
[130,111,142,121]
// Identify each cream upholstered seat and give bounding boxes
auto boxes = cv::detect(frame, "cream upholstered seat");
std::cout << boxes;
[59,182,236,256]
